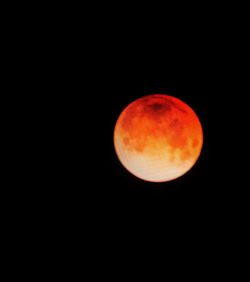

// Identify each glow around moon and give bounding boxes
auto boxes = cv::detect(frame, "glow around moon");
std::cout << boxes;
[113,94,203,182]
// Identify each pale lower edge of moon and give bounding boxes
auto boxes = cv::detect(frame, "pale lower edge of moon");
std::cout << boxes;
[114,137,200,182]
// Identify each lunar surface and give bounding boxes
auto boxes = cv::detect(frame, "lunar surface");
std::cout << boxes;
[113,94,203,182]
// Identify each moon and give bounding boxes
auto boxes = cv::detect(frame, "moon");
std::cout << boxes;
[113,94,203,182]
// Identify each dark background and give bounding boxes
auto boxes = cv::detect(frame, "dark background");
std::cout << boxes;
[13,41,213,233]
[28,22,215,226]
[10,4,239,238]
[6,3,249,273]
[52,51,212,226]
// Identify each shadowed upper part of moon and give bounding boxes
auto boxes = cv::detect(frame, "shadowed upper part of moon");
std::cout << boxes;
[117,94,202,156]
[121,96,173,130]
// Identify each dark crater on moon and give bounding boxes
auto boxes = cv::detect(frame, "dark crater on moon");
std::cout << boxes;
[148,102,171,112]
[141,96,187,114]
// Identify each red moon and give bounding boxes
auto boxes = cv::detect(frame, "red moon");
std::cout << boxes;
[114,94,203,182]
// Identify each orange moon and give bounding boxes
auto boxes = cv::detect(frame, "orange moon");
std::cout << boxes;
[113,94,203,182]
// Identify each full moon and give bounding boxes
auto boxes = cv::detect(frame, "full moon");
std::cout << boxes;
[114,94,203,182]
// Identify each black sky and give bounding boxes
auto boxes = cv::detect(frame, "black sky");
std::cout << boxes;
[65,53,212,224]
[7,4,248,270]
[28,9,238,233]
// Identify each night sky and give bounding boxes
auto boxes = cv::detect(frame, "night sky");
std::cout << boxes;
[33,36,215,232]
[74,56,211,224]
[28,17,224,235]
[10,5,246,269]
